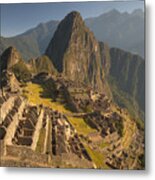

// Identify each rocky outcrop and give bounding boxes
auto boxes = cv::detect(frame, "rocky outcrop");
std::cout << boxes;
[0,46,22,72]
[45,11,105,92]
[0,47,32,86]
[28,55,57,75]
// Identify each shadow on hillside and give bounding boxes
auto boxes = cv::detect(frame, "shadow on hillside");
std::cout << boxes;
[31,76,58,101]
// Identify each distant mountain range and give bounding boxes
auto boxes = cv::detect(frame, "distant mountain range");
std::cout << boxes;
[0,9,144,60]
[0,11,145,121]
[85,9,144,58]
[0,20,59,60]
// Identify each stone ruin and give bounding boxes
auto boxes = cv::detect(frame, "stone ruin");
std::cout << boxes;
[0,93,93,168]
[70,89,111,113]
[0,87,144,169]
[12,105,39,146]
[105,129,144,170]
[84,111,124,138]
[82,110,144,169]
[0,96,22,141]
[47,108,92,163]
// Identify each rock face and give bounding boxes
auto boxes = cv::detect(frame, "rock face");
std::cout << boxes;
[0,46,22,72]
[99,42,111,76]
[46,11,104,91]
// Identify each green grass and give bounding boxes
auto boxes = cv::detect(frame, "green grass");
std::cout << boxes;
[68,117,97,136]
[12,60,31,82]
[46,120,51,154]
[23,82,70,114]
[98,141,109,149]
[36,128,46,153]
[84,144,109,169]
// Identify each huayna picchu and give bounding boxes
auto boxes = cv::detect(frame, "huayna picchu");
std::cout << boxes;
[0,11,145,169]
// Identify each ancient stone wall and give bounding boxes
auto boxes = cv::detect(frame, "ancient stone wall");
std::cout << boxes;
[4,99,25,147]
[6,145,49,164]
[52,153,93,168]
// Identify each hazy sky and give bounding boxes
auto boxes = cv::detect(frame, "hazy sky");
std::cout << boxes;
[0,1,144,37]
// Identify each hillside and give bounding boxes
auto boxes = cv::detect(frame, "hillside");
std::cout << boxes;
[28,55,57,75]
[99,42,145,120]
[109,47,145,117]
[0,20,59,60]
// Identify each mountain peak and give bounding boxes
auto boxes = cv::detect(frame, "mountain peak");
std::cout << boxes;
[107,9,120,16]
[66,11,81,18]
[0,46,22,71]
[98,9,120,19]
[45,11,105,91]
[61,11,84,30]
[5,46,18,54]
[45,11,85,73]
[3,46,22,60]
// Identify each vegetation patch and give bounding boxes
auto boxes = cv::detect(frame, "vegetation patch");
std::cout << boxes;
[98,140,109,149]
[23,82,70,114]
[36,128,46,153]
[108,76,144,129]
[68,117,97,136]
[84,144,109,169]
[12,60,31,82]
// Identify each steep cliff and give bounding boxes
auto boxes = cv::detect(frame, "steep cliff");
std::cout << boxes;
[108,48,144,120]
[45,11,105,92]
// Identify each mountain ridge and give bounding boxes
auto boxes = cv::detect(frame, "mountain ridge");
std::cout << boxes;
[0,8,144,59]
